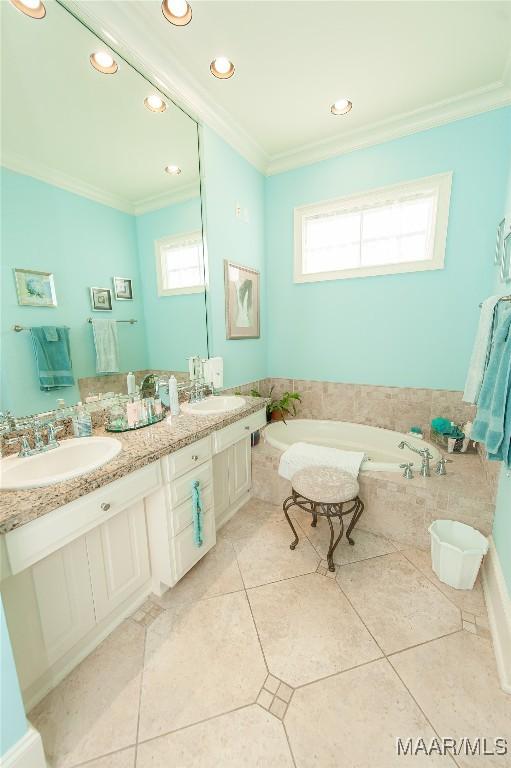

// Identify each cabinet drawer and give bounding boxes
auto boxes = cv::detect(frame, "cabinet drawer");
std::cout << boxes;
[170,485,214,537]
[171,510,216,583]
[212,409,267,454]
[165,461,212,509]
[161,436,212,482]
[5,461,161,575]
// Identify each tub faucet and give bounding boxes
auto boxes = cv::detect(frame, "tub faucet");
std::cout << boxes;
[398,441,433,477]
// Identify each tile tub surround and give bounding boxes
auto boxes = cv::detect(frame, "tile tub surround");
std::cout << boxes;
[0,396,266,533]
[30,497,511,768]
[252,441,495,550]
[77,369,189,401]
[253,378,477,437]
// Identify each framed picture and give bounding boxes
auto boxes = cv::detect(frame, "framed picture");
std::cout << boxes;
[495,219,505,265]
[90,286,113,311]
[224,260,260,339]
[14,268,57,307]
[502,228,511,283]
[113,276,133,300]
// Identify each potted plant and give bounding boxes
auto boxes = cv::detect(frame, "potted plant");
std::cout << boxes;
[249,386,301,423]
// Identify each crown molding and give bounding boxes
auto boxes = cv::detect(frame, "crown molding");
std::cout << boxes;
[1,152,134,213]
[57,1,511,178]
[2,153,200,216]
[266,80,511,176]
[60,0,269,173]
[133,180,200,215]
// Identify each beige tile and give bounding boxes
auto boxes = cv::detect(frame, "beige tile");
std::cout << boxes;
[277,682,293,702]
[138,592,266,740]
[401,547,487,617]
[463,620,477,634]
[233,519,320,589]
[264,674,280,694]
[155,539,243,608]
[137,705,294,768]
[218,498,286,542]
[390,631,511,767]
[337,552,461,654]
[29,621,144,768]
[248,573,381,687]
[285,659,453,767]
[294,509,396,565]
[257,689,273,709]
[80,749,136,768]
[269,697,287,719]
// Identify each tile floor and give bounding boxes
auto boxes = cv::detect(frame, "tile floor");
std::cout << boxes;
[29,498,510,767]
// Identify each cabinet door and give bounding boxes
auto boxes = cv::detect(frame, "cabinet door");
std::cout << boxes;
[86,500,150,623]
[32,535,96,666]
[213,449,231,525]
[230,437,251,504]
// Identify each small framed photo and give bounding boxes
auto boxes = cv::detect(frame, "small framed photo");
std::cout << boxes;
[495,219,505,265]
[224,260,260,339]
[90,286,113,311]
[14,268,57,307]
[113,276,133,301]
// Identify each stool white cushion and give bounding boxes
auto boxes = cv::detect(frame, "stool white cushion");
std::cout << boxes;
[292,466,359,504]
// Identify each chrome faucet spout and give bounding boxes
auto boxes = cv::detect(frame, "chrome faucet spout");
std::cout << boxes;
[398,441,433,477]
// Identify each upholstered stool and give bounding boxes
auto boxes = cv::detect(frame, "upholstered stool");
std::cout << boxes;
[283,466,364,572]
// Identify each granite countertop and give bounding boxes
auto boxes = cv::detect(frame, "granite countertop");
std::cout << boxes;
[0,397,267,534]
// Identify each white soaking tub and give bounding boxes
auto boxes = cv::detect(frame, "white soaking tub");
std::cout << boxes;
[263,419,440,472]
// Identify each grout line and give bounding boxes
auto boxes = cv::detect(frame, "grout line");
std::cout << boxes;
[282,720,298,768]
[67,745,138,768]
[133,626,148,766]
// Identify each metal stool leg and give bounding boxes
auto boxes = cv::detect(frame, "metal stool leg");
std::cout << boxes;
[345,497,364,545]
[283,495,299,550]
[325,509,344,572]
[311,505,318,527]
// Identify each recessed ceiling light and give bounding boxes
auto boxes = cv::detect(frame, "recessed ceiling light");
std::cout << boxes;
[9,0,45,19]
[210,57,235,80]
[331,98,352,115]
[90,50,118,74]
[144,94,167,112]
[161,0,192,26]
[165,164,181,175]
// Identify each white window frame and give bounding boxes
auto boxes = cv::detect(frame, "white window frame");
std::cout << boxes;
[293,172,452,284]
[155,230,205,297]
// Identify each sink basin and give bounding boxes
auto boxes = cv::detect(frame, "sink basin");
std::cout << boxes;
[181,395,246,416]
[0,436,122,490]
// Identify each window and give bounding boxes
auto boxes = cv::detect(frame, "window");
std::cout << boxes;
[294,173,452,283]
[155,231,205,296]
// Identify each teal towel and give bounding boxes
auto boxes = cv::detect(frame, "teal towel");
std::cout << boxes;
[191,480,203,547]
[30,326,74,390]
[472,306,511,466]
[91,318,120,374]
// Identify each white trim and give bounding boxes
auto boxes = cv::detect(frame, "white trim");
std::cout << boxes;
[267,82,511,175]
[215,490,252,532]
[154,230,206,297]
[133,181,200,216]
[293,172,452,284]
[482,536,511,695]
[0,727,46,768]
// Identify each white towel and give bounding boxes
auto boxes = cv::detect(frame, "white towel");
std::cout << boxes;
[463,296,501,404]
[278,442,365,481]
[92,319,120,374]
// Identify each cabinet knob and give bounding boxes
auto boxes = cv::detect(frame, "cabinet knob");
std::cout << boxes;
[192,454,199,461]
[101,502,111,511]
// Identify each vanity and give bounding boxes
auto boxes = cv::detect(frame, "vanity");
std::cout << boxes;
[0,399,266,711]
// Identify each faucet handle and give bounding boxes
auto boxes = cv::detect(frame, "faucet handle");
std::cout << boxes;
[435,456,453,476]
[399,462,414,479]
[5,434,31,457]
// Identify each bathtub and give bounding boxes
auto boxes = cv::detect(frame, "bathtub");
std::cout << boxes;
[263,419,441,472]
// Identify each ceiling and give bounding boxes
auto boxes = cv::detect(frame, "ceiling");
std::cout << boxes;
[68,0,511,174]
[1,0,200,214]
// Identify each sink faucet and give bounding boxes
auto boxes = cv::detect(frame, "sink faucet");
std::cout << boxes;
[398,441,433,477]
[4,418,65,458]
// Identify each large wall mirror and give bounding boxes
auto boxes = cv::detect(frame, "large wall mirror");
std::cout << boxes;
[1,0,208,417]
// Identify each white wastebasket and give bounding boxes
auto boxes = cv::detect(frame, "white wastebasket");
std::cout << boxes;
[428,519,489,590]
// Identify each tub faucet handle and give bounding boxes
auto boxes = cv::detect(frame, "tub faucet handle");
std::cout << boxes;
[435,456,453,476]
[399,462,414,479]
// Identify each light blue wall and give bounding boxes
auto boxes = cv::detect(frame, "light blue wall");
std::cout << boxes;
[134,197,208,371]
[1,168,148,414]
[0,598,27,756]
[491,148,511,597]
[265,107,511,389]
[201,126,266,388]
